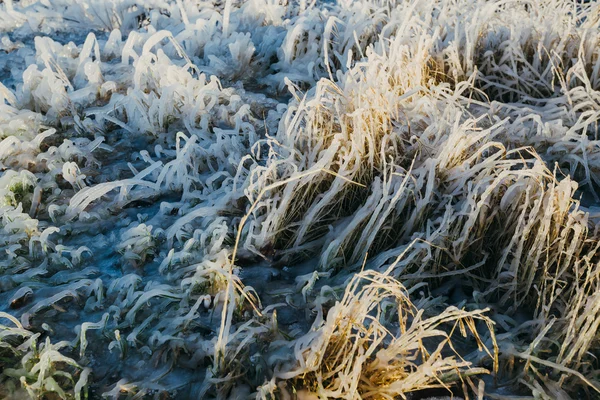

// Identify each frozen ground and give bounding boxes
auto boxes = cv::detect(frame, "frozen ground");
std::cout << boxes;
[0,0,600,399]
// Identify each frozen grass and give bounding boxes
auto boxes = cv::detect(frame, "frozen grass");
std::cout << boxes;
[0,0,600,399]
[255,268,497,400]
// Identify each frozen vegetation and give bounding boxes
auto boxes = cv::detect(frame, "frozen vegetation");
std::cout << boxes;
[0,0,599,398]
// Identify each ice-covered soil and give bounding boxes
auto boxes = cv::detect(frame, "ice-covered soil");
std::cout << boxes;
[1,0,600,399]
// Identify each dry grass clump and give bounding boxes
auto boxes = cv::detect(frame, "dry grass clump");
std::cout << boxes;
[243,29,439,261]
[255,269,497,400]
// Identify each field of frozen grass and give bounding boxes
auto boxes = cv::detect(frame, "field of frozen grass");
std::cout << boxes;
[1,0,600,398]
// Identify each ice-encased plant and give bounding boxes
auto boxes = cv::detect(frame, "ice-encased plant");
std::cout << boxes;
[0,312,89,400]
[117,223,158,267]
